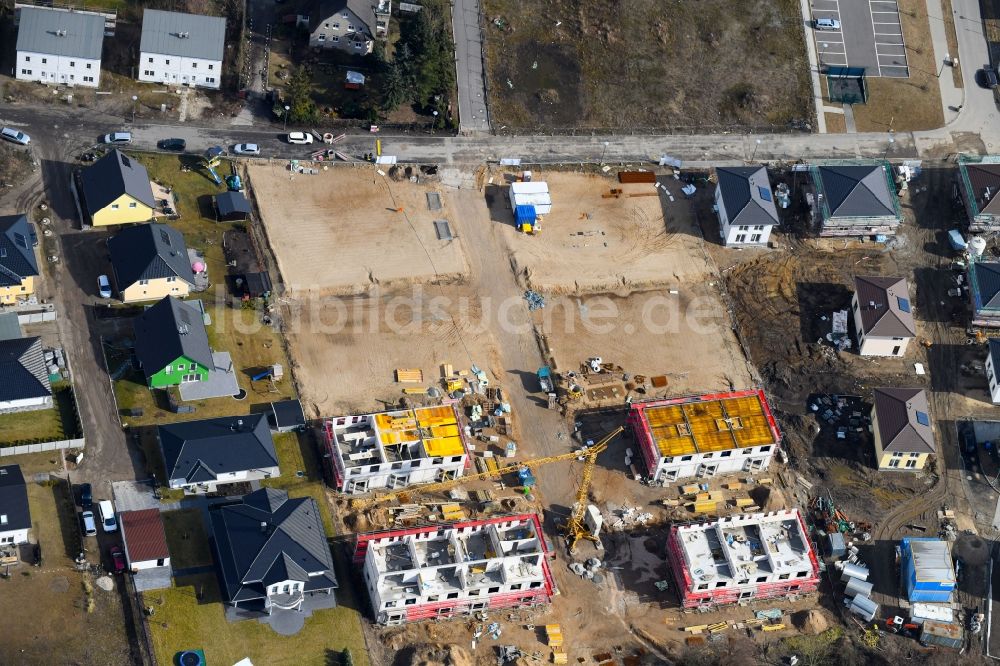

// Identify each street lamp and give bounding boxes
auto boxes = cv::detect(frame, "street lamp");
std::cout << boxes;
[283,105,290,131]
[937,53,950,78]
[600,141,609,164]
[883,135,895,160]
[750,138,762,163]
[131,95,138,123]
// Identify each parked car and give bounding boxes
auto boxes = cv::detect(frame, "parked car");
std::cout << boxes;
[97,275,112,299]
[286,131,313,145]
[0,127,30,145]
[814,18,841,31]
[157,138,186,151]
[78,483,93,510]
[232,143,261,156]
[103,132,132,145]
[108,545,126,574]
[98,499,117,533]
[977,66,999,89]
[80,511,97,537]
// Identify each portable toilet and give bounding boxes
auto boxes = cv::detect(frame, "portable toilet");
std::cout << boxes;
[515,204,538,233]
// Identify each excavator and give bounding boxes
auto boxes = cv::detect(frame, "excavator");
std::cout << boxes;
[349,425,626,554]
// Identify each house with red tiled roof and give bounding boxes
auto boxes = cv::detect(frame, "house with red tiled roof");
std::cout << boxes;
[120,508,171,590]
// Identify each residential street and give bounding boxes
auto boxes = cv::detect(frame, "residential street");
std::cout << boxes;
[452,0,490,133]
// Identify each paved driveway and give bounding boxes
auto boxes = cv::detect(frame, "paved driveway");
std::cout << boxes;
[811,0,909,77]
[452,0,490,132]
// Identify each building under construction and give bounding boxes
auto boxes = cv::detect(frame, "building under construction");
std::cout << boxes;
[323,404,470,494]
[627,389,781,486]
[666,508,820,608]
[353,513,556,625]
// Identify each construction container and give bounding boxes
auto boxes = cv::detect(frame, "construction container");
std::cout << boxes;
[844,576,873,598]
[900,538,956,603]
[826,532,846,558]
[840,562,869,581]
[848,595,878,622]
[920,620,964,649]
[509,182,552,215]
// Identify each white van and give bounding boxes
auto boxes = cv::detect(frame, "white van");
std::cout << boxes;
[98,500,117,533]
[815,18,841,31]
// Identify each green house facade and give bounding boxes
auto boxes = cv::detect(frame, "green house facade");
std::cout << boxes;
[133,296,214,388]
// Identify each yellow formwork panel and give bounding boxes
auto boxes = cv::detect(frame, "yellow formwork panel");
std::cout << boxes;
[423,436,464,457]
[683,401,735,453]
[646,404,697,457]
[643,394,777,458]
[724,396,775,447]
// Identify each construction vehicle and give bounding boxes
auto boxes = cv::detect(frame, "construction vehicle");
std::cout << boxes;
[537,366,553,393]
[349,426,626,552]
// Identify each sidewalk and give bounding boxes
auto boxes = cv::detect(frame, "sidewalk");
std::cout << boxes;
[926,0,963,122]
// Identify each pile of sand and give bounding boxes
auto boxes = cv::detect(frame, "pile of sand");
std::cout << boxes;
[408,645,474,666]
[792,609,830,635]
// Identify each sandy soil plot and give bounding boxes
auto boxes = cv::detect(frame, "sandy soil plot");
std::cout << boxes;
[537,288,754,396]
[249,164,468,295]
[281,284,505,416]
[490,171,710,294]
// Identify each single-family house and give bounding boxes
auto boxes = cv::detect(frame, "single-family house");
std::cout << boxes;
[133,295,212,388]
[108,223,195,303]
[957,155,1000,233]
[968,260,1000,327]
[0,214,39,306]
[0,337,52,414]
[308,0,391,54]
[851,276,916,357]
[986,339,1000,403]
[0,465,31,546]
[871,388,935,471]
[139,10,226,89]
[714,166,780,246]
[159,414,280,493]
[809,162,901,236]
[15,7,104,88]
[210,487,337,615]
[78,149,156,227]
[119,508,171,584]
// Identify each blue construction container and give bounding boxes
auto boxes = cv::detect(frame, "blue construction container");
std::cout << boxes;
[515,205,537,228]
[900,537,956,603]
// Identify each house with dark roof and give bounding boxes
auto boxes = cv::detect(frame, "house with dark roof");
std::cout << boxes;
[158,413,279,493]
[210,487,337,615]
[871,388,935,471]
[133,296,213,388]
[308,0,390,54]
[809,162,902,236]
[957,155,1000,232]
[108,223,195,303]
[0,465,31,545]
[139,10,226,89]
[0,337,52,413]
[967,260,1000,327]
[850,276,916,357]
[986,339,1000,404]
[214,191,252,222]
[0,214,40,306]
[713,166,780,246]
[78,149,156,227]
[119,509,171,589]
[15,6,105,88]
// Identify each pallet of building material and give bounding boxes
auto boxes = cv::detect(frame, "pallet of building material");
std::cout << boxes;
[741,505,761,513]
[440,363,453,377]
[683,624,709,634]
[723,482,743,491]
[551,650,568,664]
[402,387,428,395]
[628,192,660,197]
[733,497,755,508]
[761,624,786,632]
[395,368,423,383]
[618,171,657,184]
[690,500,720,514]
[440,503,465,521]
[650,375,668,388]
[758,478,773,485]
[707,622,728,634]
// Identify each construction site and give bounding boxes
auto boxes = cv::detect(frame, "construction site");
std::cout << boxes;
[245,161,997,665]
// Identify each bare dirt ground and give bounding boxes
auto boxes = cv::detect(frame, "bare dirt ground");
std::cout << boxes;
[482,0,811,131]
[250,164,468,295]
[489,170,712,294]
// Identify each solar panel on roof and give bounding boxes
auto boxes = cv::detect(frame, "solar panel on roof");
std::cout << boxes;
[897,296,911,312]
[13,232,26,249]
[160,229,171,246]
[916,411,930,426]
[179,308,192,326]
[757,186,772,202]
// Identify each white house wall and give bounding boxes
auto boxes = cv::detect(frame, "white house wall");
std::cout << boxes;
[129,556,171,571]
[169,465,280,491]
[651,445,775,485]
[988,353,1000,403]
[0,527,30,545]
[309,8,374,53]
[0,395,52,413]
[138,52,221,89]
[16,50,100,87]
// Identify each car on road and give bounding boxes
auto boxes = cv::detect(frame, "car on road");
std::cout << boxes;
[97,274,112,299]
[1,127,30,145]
[80,511,97,537]
[157,138,186,151]
[977,66,998,89]
[814,18,841,31]
[286,131,313,145]
[103,132,132,145]
[108,545,126,574]
[78,483,93,509]
[98,499,117,533]
[232,143,261,156]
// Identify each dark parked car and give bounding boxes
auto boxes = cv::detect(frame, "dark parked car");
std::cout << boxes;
[977,66,998,89]
[157,138,186,151]
[78,483,92,509]
[109,545,126,574]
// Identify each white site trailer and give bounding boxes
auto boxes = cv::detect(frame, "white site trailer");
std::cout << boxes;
[509,181,552,215]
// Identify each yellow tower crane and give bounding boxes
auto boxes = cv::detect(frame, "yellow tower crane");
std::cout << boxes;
[349,426,626,553]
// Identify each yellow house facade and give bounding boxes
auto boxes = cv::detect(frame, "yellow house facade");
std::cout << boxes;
[120,276,189,303]
[0,275,35,305]
[0,214,40,305]
[79,149,157,228]
[108,223,196,304]
[871,387,935,472]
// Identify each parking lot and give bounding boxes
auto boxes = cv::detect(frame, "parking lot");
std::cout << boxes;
[812,0,910,77]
